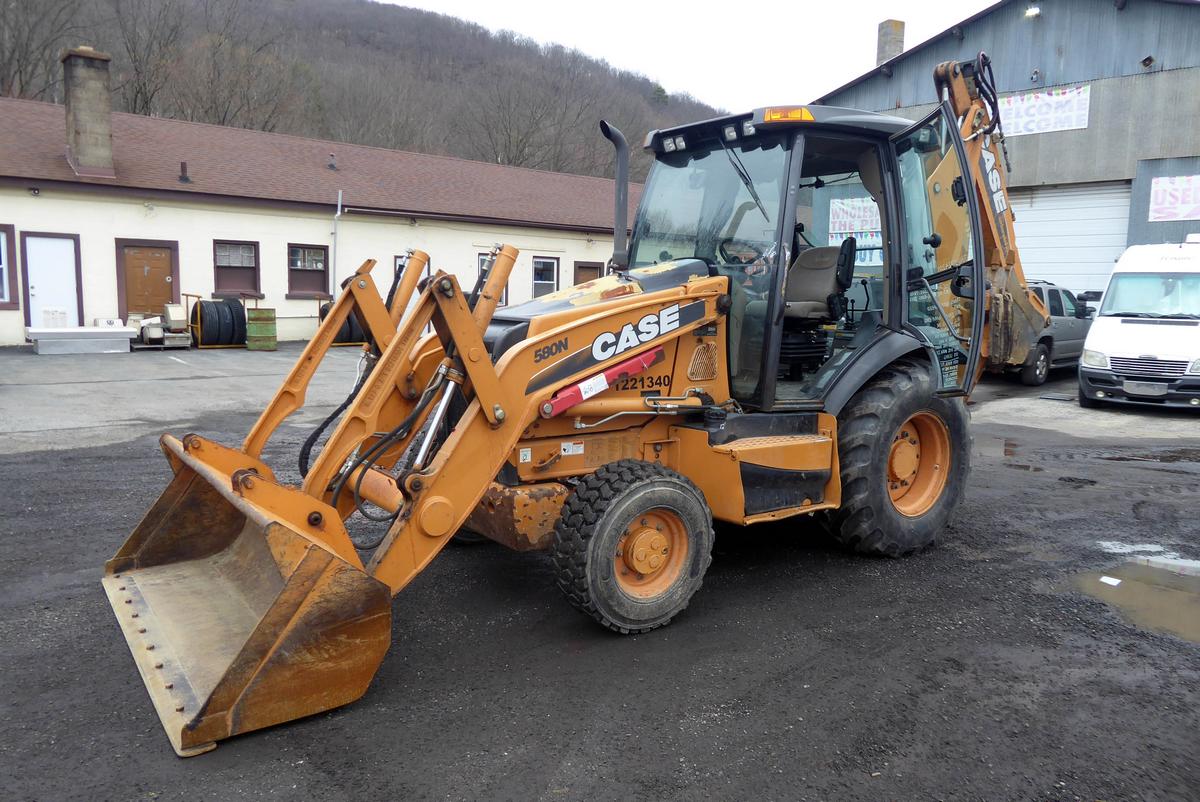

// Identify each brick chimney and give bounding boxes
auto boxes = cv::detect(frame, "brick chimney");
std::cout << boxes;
[60,46,115,178]
[876,19,905,66]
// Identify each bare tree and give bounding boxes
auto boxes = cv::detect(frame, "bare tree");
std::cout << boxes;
[166,0,306,131]
[7,0,720,179]
[0,0,83,100]
[105,0,184,115]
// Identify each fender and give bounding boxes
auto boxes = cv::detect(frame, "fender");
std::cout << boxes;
[822,329,932,416]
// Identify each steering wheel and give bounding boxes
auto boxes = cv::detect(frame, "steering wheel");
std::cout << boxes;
[718,238,764,265]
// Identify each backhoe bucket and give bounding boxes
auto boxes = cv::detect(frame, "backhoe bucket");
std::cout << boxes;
[102,436,392,756]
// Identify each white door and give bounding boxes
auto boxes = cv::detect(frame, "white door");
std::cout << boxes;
[25,235,80,327]
[1009,182,1131,296]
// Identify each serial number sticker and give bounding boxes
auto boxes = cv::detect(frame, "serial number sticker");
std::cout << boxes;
[560,441,585,456]
[519,447,532,463]
[578,374,608,400]
[613,374,671,392]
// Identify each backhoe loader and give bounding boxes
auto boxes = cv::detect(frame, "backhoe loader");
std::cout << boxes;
[103,53,1044,756]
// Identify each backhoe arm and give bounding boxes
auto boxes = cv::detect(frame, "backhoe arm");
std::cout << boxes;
[934,54,1050,371]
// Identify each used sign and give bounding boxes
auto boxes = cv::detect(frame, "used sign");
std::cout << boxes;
[1149,175,1200,222]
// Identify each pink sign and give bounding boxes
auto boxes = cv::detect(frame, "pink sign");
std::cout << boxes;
[1149,175,1200,222]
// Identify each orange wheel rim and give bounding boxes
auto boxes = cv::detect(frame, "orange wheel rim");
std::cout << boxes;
[613,508,689,599]
[887,411,951,517]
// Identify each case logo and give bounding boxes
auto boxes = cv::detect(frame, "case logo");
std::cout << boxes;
[591,304,682,361]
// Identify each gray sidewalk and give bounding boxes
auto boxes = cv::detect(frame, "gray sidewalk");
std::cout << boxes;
[0,343,361,454]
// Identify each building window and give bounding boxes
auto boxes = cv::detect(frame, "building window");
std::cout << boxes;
[213,240,260,296]
[287,244,329,298]
[478,253,508,306]
[0,224,17,310]
[532,256,559,297]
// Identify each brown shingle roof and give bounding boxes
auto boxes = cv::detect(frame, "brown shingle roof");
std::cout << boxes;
[0,97,639,232]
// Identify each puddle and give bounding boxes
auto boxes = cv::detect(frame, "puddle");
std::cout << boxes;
[1096,541,1170,555]
[977,436,1025,459]
[1075,562,1200,644]
[1101,448,1200,464]
[1038,392,1075,402]
[1058,476,1097,487]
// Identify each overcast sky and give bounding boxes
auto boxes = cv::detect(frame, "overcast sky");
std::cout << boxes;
[385,0,998,110]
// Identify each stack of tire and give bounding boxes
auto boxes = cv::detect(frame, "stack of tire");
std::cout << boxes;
[318,302,367,344]
[190,299,248,346]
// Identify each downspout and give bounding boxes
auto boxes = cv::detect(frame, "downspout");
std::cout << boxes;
[330,189,343,297]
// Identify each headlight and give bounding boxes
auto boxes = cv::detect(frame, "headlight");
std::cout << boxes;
[1082,349,1109,369]
[1189,357,1200,375]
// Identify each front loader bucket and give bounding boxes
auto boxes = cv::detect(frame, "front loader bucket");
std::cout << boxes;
[102,436,392,756]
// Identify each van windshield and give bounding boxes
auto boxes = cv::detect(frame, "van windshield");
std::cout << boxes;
[1099,272,1200,318]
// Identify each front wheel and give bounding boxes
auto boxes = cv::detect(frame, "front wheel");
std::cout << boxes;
[550,460,714,634]
[1020,343,1050,386]
[829,358,971,557]
[1077,377,1102,408]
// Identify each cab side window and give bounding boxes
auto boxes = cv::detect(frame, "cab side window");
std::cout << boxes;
[1047,289,1064,317]
[1060,290,1077,316]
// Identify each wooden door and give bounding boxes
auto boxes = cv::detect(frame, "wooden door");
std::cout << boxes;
[123,246,173,316]
[573,261,604,286]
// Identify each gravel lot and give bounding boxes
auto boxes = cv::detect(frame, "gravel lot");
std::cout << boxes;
[1,349,1197,801]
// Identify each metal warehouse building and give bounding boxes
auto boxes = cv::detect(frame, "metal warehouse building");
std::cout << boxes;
[817,0,1200,295]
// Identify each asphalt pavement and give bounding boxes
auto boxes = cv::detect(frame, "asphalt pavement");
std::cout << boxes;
[1,349,1197,801]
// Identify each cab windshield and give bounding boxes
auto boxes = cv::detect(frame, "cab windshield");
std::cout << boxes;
[629,135,788,270]
[1099,272,1200,318]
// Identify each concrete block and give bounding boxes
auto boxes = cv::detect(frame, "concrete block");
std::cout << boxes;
[34,338,130,355]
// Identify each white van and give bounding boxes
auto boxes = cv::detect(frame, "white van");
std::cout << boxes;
[1078,237,1200,409]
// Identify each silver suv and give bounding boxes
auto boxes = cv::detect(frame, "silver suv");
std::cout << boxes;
[1020,280,1095,386]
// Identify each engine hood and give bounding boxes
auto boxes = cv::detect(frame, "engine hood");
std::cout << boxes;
[490,260,709,324]
[1085,315,1200,362]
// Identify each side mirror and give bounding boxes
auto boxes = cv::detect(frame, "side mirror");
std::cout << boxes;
[950,263,976,299]
[1076,304,1093,319]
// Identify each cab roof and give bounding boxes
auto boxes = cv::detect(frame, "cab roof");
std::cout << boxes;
[644,104,916,151]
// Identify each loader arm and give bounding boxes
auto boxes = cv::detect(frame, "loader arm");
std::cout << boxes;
[355,271,725,594]
[934,54,1050,373]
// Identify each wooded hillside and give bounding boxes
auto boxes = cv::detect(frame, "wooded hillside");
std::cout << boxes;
[0,0,720,179]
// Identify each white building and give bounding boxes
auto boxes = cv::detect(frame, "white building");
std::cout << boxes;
[0,48,629,346]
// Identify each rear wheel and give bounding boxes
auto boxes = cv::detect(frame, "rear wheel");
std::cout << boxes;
[829,358,970,557]
[1020,342,1050,386]
[551,460,714,634]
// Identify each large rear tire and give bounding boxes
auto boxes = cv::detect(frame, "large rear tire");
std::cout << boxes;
[551,460,714,634]
[829,359,971,557]
[190,300,221,346]
[214,299,235,345]
[224,298,247,345]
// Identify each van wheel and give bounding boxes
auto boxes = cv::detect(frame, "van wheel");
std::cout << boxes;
[551,460,714,634]
[829,359,971,557]
[1077,378,1102,408]
[1020,343,1050,386]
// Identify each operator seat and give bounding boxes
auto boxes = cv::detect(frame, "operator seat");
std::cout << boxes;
[783,237,856,320]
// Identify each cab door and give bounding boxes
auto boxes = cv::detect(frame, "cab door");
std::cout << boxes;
[890,103,985,395]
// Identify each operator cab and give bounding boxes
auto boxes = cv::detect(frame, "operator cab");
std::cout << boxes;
[633,104,984,410]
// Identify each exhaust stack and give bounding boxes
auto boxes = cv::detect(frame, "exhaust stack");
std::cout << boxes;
[599,120,629,271]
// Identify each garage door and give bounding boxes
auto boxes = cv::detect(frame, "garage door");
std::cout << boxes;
[1009,182,1131,296]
